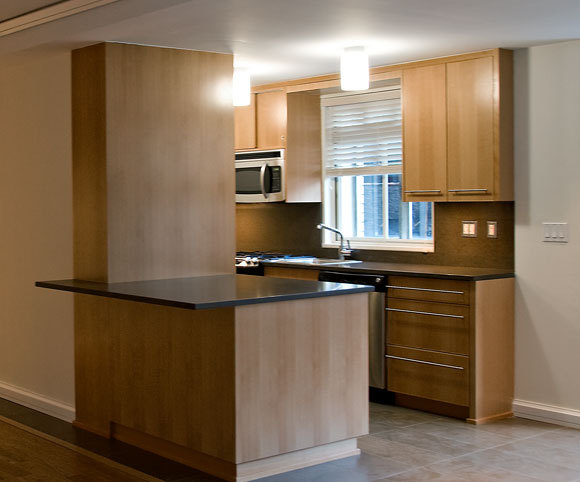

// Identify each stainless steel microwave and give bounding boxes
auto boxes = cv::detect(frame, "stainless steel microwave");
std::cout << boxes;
[235,149,285,203]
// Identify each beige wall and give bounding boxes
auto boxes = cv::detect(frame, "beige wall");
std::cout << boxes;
[514,40,580,417]
[0,53,74,416]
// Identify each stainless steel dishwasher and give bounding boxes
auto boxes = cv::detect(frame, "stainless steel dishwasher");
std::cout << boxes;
[318,271,387,389]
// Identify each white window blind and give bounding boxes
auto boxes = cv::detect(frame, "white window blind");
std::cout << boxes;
[320,86,434,253]
[322,89,402,175]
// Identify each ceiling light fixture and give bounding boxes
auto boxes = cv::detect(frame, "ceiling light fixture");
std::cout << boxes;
[340,46,369,91]
[232,68,251,106]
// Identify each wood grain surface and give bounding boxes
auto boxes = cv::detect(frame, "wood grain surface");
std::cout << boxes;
[74,295,237,462]
[235,93,257,150]
[286,92,322,202]
[72,42,235,283]
[447,56,495,200]
[234,294,369,463]
[0,416,158,481]
[256,90,287,149]
[402,64,447,201]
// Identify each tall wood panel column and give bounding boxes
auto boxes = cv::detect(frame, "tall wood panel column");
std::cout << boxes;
[72,42,235,283]
[71,42,235,438]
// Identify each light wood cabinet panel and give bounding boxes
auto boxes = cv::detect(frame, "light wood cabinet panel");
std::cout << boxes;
[234,93,256,150]
[386,275,514,424]
[286,92,321,203]
[257,90,287,149]
[402,64,447,202]
[264,266,319,281]
[72,43,235,283]
[447,57,494,201]
[387,276,470,305]
[387,345,470,406]
[386,298,470,355]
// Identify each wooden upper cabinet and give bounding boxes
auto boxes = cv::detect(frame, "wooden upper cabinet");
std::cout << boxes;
[234,93,256,150]
[402,64,447,202]
[257,90,287,149]
[447,57,495,201]
[401,49,513,203]
[286,92,321,203]
[234,90,321,203]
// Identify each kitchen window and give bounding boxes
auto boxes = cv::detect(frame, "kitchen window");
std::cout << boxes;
[321,86,434,252]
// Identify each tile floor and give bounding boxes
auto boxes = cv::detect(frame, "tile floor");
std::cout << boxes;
[259,403,580,482]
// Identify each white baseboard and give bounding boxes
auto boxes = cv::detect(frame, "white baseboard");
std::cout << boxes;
[513,399,580,429]
[0,380,75,423]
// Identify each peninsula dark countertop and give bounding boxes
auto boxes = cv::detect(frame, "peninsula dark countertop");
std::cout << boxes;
[262,260,514,281]
[35,274,373,310]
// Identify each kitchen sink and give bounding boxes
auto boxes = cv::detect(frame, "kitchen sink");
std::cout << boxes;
[266,257,362,266]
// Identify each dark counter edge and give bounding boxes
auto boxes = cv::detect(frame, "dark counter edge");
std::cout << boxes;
[35,280,373,310]
[262,261,515,281]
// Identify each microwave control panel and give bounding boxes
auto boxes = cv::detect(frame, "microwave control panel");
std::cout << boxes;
[271,166,282,193]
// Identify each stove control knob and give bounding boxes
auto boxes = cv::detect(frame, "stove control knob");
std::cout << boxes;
[251,257,259,263]
[376,277,382,284]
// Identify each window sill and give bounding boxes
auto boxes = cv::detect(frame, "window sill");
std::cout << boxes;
[322,241,434,254]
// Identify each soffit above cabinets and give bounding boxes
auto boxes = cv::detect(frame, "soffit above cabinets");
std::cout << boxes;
[0,0,60,23]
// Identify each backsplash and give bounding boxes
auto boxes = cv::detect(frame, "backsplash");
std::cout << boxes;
[236,202,514,269]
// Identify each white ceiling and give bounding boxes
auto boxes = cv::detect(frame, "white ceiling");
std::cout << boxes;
[1,0,580,84]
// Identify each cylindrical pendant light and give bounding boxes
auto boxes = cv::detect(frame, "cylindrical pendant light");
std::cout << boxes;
[233,67,251,106]
[340,46,369,91]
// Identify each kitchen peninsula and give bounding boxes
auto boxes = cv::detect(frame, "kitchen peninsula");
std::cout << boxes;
[33,41,373,481]
[37,275,371,481]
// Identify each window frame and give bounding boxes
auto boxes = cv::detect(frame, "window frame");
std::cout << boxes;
[320,86,434,253]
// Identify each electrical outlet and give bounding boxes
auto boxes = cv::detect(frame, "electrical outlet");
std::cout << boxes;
[462,221,477,238]
[542,222,568,243]
[487,221,498,238]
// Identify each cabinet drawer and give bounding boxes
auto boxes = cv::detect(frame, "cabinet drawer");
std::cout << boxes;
[387,276,470,305]
[386,345,469,406]
[386,299,469,355]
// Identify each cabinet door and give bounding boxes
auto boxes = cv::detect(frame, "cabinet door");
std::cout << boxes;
[402,64,447,202]
[447,57,494,200]
[234,93,256,150]
[257,91,287,149]
[387,345,469,406]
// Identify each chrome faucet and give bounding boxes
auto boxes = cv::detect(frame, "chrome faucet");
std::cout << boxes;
[317,223,352,260]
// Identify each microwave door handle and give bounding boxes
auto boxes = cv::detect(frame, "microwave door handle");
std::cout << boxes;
[260,163,269,199]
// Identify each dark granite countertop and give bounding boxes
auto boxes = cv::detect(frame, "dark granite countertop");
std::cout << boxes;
[35,274,373,310]
[262,260,514,281]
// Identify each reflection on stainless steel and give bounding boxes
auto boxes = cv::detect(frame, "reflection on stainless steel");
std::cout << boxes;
[369,291,385,388]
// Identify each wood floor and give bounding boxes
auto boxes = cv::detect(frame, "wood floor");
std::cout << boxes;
[0,417,156,481]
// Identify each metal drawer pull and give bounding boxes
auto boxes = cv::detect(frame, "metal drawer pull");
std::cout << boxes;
[386,307,464,319]
[386,285,464,295]
[386,355,464,371]
[448,188,488,193]
[404,189,441,194]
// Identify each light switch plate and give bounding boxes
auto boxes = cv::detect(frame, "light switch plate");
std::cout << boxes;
[487,221,498,238]
[542,222,568,243]
[462,221,477,237]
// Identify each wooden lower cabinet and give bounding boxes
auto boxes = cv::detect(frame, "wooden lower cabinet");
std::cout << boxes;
[387,276,514,424]
[386,345,469,406]
[387,298,470,355]
[264,267,515,424]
